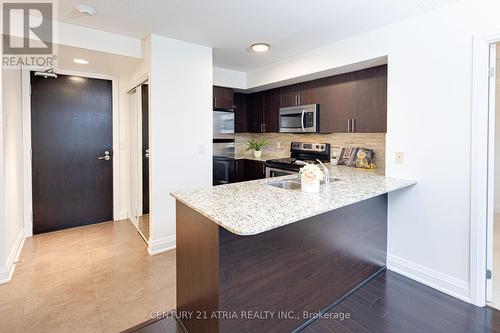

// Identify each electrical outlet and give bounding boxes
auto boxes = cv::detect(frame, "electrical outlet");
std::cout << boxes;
[395,152,404,164]
[198,144,207,155]
[276,142,282,149]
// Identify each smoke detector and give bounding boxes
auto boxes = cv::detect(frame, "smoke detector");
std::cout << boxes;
[75,4,96,16]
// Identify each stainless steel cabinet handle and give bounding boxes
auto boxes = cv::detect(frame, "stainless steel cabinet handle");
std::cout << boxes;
[298,94,301,106]
[347,118,350,132]
[145,149,150,158]
[98,150,111,161]
[351,119,355,132]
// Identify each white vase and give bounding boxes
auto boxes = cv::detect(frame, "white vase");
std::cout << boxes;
[253,150,262,158]
[301,179,320,193]
[331,159,339,166]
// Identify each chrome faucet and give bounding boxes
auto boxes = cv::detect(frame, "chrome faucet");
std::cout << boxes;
[316,159,330,184]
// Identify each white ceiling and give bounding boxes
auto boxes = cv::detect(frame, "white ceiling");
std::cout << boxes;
[58,0,460,71]
[56,44,142,76]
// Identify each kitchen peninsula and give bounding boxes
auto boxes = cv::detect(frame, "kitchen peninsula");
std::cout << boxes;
[171,166,416,333]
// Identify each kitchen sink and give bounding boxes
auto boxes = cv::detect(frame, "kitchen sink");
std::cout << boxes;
[267,178,341,191]
[267,180,302,190]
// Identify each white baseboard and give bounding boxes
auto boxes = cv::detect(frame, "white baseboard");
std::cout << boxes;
[0,229,26,285]
[148,235,176,255]
[115,209,128,221]
[387,254,470,303]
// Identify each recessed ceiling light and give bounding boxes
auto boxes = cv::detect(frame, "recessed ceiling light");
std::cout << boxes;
[75,4,96,16]
[249,43,270,53]
[73,58,89,65]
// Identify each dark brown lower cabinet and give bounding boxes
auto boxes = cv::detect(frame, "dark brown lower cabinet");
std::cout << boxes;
[244,159,266,180]
[234,159,245,182]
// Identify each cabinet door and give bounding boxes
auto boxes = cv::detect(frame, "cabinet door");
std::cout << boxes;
[213,86,234,109]
[281,84,300,107]
[234,159,245,183]
[234,93,248,133]
[264,88,281,132]
[299,80,319,105]
[247,92,264,133]
[318,73,354,133]
[352,65,387,133]
[244,159,266,181]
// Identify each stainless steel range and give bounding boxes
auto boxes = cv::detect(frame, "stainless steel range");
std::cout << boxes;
[265,142,330,178]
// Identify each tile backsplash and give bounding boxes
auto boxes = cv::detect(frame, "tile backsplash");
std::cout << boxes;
[235,133,386,174]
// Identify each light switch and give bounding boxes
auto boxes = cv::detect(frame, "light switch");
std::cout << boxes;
[395,152,404,164]
[199,144,207,155]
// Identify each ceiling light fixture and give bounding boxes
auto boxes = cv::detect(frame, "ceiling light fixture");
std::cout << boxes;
[249,43,270,53]
[75,4,96,16]
[73,58,89,65]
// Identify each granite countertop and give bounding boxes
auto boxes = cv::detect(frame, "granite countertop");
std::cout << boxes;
[234,153,286,162]
[171,166,416,236]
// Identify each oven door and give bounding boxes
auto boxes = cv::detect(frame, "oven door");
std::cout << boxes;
[279,104,318,133]
[266,167,298,178]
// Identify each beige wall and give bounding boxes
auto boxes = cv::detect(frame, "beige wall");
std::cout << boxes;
[236,132,386,174]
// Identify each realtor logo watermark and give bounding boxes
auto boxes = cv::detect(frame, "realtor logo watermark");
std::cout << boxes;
[2,1,57,67]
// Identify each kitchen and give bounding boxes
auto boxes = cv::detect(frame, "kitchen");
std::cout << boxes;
[172,62,416,332]
[212,64,387,184]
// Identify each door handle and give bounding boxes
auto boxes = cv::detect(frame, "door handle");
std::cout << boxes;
[98,151,111,161]
[301,110,306,132]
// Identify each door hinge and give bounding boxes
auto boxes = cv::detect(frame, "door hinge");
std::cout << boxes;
[489,67,495,78]
[487,269,492,280]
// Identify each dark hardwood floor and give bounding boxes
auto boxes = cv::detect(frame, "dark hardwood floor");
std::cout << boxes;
[129,270,500,333]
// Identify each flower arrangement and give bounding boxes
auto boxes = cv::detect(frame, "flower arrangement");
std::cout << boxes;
[299,164,324,192]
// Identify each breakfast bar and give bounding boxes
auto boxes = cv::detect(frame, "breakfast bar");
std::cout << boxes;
[171,166,415,333]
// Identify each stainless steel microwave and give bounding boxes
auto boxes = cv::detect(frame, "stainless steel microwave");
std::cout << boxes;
[279,104,318,133]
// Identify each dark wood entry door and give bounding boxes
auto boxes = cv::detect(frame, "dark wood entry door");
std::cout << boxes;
[31,73,113,234]
[141,84,149,214]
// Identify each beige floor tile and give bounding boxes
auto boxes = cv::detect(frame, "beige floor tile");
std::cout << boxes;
[21,294,101,333]
[28,265,93,299]
[33,249,90,277]
[88,238,144,263]
[95,274,163,309]
[1,219,176,333]
[99,292,172,333]
[0,298,25,333]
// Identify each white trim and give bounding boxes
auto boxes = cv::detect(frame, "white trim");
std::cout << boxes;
[470,33,500,307]
[21,67,122,235]
[0,229,25,284]
[147,235,175,255]
[486,43,497,303]
[387,254,470,303]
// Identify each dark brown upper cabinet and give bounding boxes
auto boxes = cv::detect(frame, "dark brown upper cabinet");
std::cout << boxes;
[233,93,248,133]
[318,73,354,134]
[352,65,387,133]
[247,92,264,133]
[281,81,319,107]
[213,86,234,109]
[317,66,387,133]
[298,80,319,105]
[281,84,300,107]
[263,88,281,132]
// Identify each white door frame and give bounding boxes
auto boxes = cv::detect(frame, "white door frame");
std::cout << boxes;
[471,33,500,307]
[22,67,121,237]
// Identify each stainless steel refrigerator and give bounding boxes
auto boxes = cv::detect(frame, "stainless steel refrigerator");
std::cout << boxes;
[213,109,235,185]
